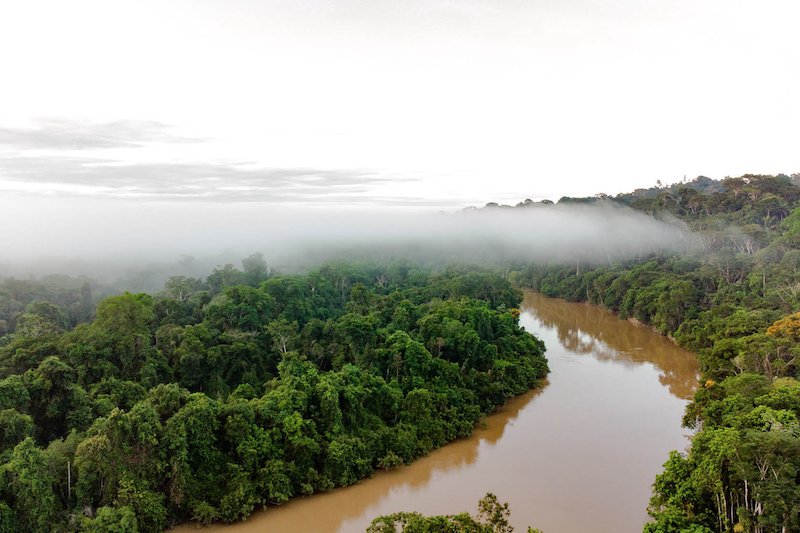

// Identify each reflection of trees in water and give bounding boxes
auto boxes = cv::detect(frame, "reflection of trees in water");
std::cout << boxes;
[186,383,547,533]
[327,387,545,526]
[521,292,700,400]
[479,385,547,446]
[384,385,542,490]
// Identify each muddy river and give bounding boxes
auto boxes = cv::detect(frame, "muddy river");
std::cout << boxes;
[174,291,700,532]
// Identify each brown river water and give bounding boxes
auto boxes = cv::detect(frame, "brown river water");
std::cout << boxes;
[173,291,700,533]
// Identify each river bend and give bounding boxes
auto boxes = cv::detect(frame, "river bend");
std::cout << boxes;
[173,291,700,533]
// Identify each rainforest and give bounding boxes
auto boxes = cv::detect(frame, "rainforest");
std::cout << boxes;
[0,264,547,532]
[3,173,800,533]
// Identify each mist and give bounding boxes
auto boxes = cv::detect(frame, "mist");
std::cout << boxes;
[1,194,691,286]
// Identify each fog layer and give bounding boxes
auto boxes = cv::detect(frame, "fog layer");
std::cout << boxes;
[1,197,689,280]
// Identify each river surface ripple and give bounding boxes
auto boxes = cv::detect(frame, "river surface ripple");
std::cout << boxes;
[173,291,700,533]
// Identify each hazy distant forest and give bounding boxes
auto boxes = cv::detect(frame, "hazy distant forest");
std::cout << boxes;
[3,173,800,533]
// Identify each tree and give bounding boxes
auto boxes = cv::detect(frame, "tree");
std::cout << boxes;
[0,375,29,412]
[767,312,800,342]
[0,438,57,533]
[14,313,62,337]
[366,493,533,533]
[82,506,139,533]
[163,275,193,302]
[24,356,93,441]
[0,410,34,454]
[242,252,269,286]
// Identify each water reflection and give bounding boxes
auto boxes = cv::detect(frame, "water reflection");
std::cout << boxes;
[522,292,699,399]
[171,292,699,533]
[171,388,545,533]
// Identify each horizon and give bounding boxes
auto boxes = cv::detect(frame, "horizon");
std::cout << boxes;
[2,0,799,212]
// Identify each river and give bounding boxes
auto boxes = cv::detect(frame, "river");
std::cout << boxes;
[172,291,700,533]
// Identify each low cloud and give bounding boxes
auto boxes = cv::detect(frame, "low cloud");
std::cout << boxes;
[0,118,426,204]
[0,197,692,282]
[0,156,418,203]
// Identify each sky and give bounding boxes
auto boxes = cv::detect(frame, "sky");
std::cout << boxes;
[1,0,798,213]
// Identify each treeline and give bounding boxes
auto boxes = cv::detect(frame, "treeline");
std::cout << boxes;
[479,173,800,219]
[0,261,547,532]
[508,174,800,533]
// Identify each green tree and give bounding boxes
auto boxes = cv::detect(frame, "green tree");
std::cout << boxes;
[82,505,139,533]
[0,438,57,533]
[242,252,269,286]
[367,493,531,533]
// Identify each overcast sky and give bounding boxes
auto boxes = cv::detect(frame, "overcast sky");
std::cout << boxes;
[1,0,799,210]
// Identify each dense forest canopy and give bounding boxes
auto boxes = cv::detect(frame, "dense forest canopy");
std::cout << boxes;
[0,262,547,532]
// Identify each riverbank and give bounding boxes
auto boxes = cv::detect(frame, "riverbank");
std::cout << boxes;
[171,292,699,533]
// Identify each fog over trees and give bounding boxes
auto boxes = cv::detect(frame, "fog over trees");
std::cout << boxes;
[1,200,690,285]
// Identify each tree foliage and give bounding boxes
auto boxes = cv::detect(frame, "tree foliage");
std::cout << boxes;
[367,493,540,533]
[0,262,547,531]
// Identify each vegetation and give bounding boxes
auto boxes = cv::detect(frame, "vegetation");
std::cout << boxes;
[0,275,104,342]
[508,174,800,532]
[367,493,542,533]
[0,260,547,532]
[6,171,800,533]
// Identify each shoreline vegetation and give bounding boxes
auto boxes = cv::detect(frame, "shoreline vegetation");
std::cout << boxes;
[506,174,800,532]
[0,264,548,533]
[367,493,542,533]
